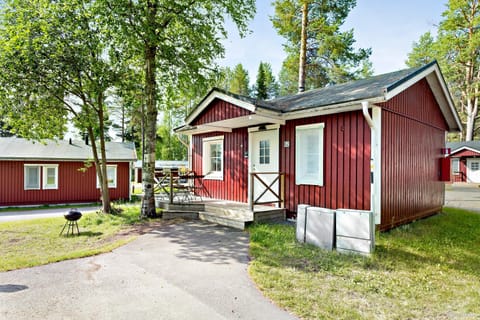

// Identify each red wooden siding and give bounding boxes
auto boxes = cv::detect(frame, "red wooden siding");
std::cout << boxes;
[192,99,253,125]
[451,149,480,157]
[378,81,448,231]
[191,128,249,202]
[281,111,371,214]
[0,161,130,206]
[450,157,468,182]
[380,79,449,130]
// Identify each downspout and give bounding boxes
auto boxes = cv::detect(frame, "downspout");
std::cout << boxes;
[362,101,380,225]
[362,101,374,128]
[362,101,376,222]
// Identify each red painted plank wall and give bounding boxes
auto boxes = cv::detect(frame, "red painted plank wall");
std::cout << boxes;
[378,80,448,231]
[191,128,249,202]
[450,157,467,182]
[382,79,449,130]
[192,99,252,125]
[0,161,130,206]
[281,111,371,214]
[451,149,480,157]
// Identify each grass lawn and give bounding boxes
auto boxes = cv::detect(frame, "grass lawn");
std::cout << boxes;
[0,204,160,272]
[248,207,480,320]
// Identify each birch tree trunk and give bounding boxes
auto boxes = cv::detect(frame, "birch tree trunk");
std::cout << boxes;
[298,1,308,93]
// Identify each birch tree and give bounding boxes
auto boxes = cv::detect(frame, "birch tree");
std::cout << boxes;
[101,0,255,217]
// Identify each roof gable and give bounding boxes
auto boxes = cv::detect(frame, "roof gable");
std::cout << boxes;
[0,137,137,161]
[447,141,480,156]
[185,88,256,125]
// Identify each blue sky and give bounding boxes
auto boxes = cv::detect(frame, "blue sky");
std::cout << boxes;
[219,0,448,85]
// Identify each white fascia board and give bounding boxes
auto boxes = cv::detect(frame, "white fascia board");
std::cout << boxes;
[177,124,233,136]
[450,146,480,156]
[281,97,385,121]
[185,90,256,124]
[248,114,285,125]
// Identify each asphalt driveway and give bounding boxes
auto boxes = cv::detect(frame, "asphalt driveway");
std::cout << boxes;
[445,183,480,212]
[0,221,297,320]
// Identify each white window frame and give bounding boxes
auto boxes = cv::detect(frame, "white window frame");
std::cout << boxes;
[97,164,117,188]
[295,123,325,186]
[202,135,224,180]
[43,164,59,189]
[451,158,460,174]
[24,164,41,190]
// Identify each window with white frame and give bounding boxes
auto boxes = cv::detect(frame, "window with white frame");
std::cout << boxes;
[43,165,59,189]
[451,158,460,174]
[25,164,59,190]
[202,136,224,180]
[97,165,117,188]
[24,165,41,190]
[295,123,325,186]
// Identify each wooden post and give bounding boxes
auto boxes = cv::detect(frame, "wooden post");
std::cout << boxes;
[280,173,285,208]
[249,173,254,211]
[169,170,173,204]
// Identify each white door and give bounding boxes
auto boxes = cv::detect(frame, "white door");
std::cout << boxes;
[466,158,480,183]
[250,128,279,205]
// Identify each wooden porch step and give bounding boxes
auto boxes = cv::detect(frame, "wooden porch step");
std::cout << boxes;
[198,212,251,230]
[203,204,253,220]
[254,208,286,222]
[162,210,199,220]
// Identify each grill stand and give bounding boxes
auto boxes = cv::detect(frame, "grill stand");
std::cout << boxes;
[60,220,80,236]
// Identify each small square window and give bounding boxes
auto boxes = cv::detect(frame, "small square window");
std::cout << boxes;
[24,165,40,190]
[97,165,117,188]
[43,165,59,189]
[259,140,270,164]
[202,136,224,180]
[471,162,479,171]
[295,123,325,186]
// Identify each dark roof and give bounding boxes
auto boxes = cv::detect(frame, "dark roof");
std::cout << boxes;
[261,62,436,112]
[447,141,480,153]
[0,137,137,161]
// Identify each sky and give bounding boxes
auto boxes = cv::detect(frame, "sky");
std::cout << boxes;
[218,0,448,85]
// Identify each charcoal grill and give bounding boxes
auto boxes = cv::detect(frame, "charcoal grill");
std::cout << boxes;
[60,209,82,236]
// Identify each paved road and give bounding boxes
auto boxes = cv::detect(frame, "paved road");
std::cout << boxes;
[445,184,480,212]
[0,221,297,320]
[0,206,101,222]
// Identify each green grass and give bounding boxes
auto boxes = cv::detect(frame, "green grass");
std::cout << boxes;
[0,203,100,213]
[248,207,480,320]
[0,205,146,272]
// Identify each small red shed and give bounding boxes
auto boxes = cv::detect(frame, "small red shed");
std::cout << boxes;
[177,61,461,231]
[447,141,480,183]
[0,137,137,206]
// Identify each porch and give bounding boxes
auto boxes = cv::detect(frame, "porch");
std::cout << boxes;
[157,199,286,230]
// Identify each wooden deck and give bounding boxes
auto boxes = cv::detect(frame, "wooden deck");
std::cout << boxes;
[156,198,286,230]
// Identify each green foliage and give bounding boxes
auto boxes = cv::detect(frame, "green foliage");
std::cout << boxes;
[405,32,438,68]
[99,0,256,216]
[229,63,251,95]
[253,62,279,99]
[406,0,480,141]
[248,208,480,319]
[272,0,372,95]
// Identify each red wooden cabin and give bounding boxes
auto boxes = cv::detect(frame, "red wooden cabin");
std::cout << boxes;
[447,142,480,183]
[177,61,461,231]
[0,137,137,206]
